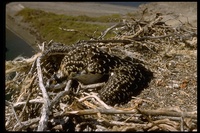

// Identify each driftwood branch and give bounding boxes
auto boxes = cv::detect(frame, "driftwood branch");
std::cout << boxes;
[78,92,111,109]
[13,98,44,108]
[6,101,23,128]
[50,80,72,107]
[98,22,124,39]
[79,82,105,90]
[15,117,40,131]
[123,15,163,39]
[63,107,197,120]
[36,56,51,131]
[63,108,137,115]
[137,108,197,119]
[84,32,178,44]
[84,39,132,44]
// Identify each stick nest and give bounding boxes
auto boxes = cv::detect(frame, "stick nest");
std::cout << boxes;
[5,12,197,131]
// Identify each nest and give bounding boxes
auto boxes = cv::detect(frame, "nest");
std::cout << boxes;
[5,13,197,131]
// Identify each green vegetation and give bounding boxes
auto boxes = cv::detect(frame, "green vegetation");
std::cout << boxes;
[16,8,122,45]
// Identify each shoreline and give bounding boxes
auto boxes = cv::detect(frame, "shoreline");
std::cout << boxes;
[6,2,139,51]
[6,13,39,51]
[6,2,197,51]
[6,23,37,52]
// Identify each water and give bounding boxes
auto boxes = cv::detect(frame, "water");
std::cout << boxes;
[6,28,35,61]
[105,2,149,7]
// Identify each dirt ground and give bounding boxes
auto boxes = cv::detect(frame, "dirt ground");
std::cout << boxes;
[130,2,197,112]
[138,2,197,27]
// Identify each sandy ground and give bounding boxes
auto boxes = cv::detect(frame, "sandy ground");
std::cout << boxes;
[138,2,197,26]
[6,2,197,50]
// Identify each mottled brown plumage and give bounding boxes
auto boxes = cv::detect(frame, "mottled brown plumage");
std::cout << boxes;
[41,43,153,105]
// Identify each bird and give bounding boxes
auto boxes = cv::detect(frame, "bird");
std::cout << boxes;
[40,43,153,106]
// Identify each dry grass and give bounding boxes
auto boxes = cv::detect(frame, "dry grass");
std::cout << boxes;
[5,11,197,131]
